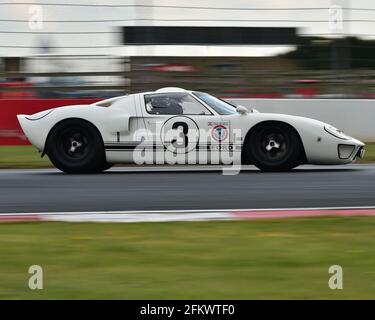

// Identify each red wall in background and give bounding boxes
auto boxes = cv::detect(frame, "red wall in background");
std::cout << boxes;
[0,99,100,145]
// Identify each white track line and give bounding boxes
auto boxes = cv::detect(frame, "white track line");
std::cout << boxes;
[1,206,375,216]
[2,206,375,223]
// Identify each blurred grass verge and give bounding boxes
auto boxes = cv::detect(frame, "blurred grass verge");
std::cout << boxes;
[1,217,375,299]
[0,144,375,168]
[0,146,52,168]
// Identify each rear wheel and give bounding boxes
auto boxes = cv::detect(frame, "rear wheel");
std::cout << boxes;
[245,123,302,171]
[46,120,106,174]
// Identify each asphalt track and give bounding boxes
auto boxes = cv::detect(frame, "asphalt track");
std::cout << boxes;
[0,164,374,214]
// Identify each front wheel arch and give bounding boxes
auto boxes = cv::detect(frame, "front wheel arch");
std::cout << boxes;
[241,120,307,165]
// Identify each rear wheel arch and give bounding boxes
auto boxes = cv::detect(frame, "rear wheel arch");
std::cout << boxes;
[241,120,307,165]
[45,118,108,173]
[45,118,105,153]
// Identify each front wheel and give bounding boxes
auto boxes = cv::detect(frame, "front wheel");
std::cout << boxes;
[46,120,106,174]
[244,123,303,172]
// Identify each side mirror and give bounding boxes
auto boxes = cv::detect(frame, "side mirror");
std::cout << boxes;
[236,105,248,115]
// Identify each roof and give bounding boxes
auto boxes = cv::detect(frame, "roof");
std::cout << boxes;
[155,87,187,93]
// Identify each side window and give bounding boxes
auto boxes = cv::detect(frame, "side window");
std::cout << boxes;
[144,93,211,115]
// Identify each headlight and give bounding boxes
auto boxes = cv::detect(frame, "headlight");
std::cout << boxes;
[324,125,351,140]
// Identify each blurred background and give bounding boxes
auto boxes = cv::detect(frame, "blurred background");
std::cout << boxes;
[1,0,375,99]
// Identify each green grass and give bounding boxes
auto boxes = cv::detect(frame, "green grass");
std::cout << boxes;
[363,143,375,162]
[1,218,375,299]
[0,146,52,168]
[0,144,375,168]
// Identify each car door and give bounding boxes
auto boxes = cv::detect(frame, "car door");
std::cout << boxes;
[139,91,225,164]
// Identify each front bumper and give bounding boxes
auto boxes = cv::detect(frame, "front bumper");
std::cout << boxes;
[337,143,365,161]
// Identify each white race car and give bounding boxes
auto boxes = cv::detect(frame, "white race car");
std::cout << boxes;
[18,87,365,173]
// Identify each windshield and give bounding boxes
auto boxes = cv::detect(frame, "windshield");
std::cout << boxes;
[193,92,237,115]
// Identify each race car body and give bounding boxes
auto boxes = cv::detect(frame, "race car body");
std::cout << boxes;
[17,87,365,173]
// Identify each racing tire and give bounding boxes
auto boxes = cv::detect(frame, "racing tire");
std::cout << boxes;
[46,119,106,174]
[244,123,302,172]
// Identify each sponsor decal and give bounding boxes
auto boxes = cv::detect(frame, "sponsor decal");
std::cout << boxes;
[211,124,228,142]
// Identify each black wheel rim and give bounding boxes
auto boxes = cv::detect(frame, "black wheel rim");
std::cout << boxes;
[255,127,290,164]
[57,127,91,161]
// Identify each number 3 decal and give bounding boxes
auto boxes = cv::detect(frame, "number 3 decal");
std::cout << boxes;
[161,116,199,153]
[171,122,189,148]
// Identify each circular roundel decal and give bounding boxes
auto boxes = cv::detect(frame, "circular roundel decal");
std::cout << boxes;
[161,116,199,154]
[211,124,228,142]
